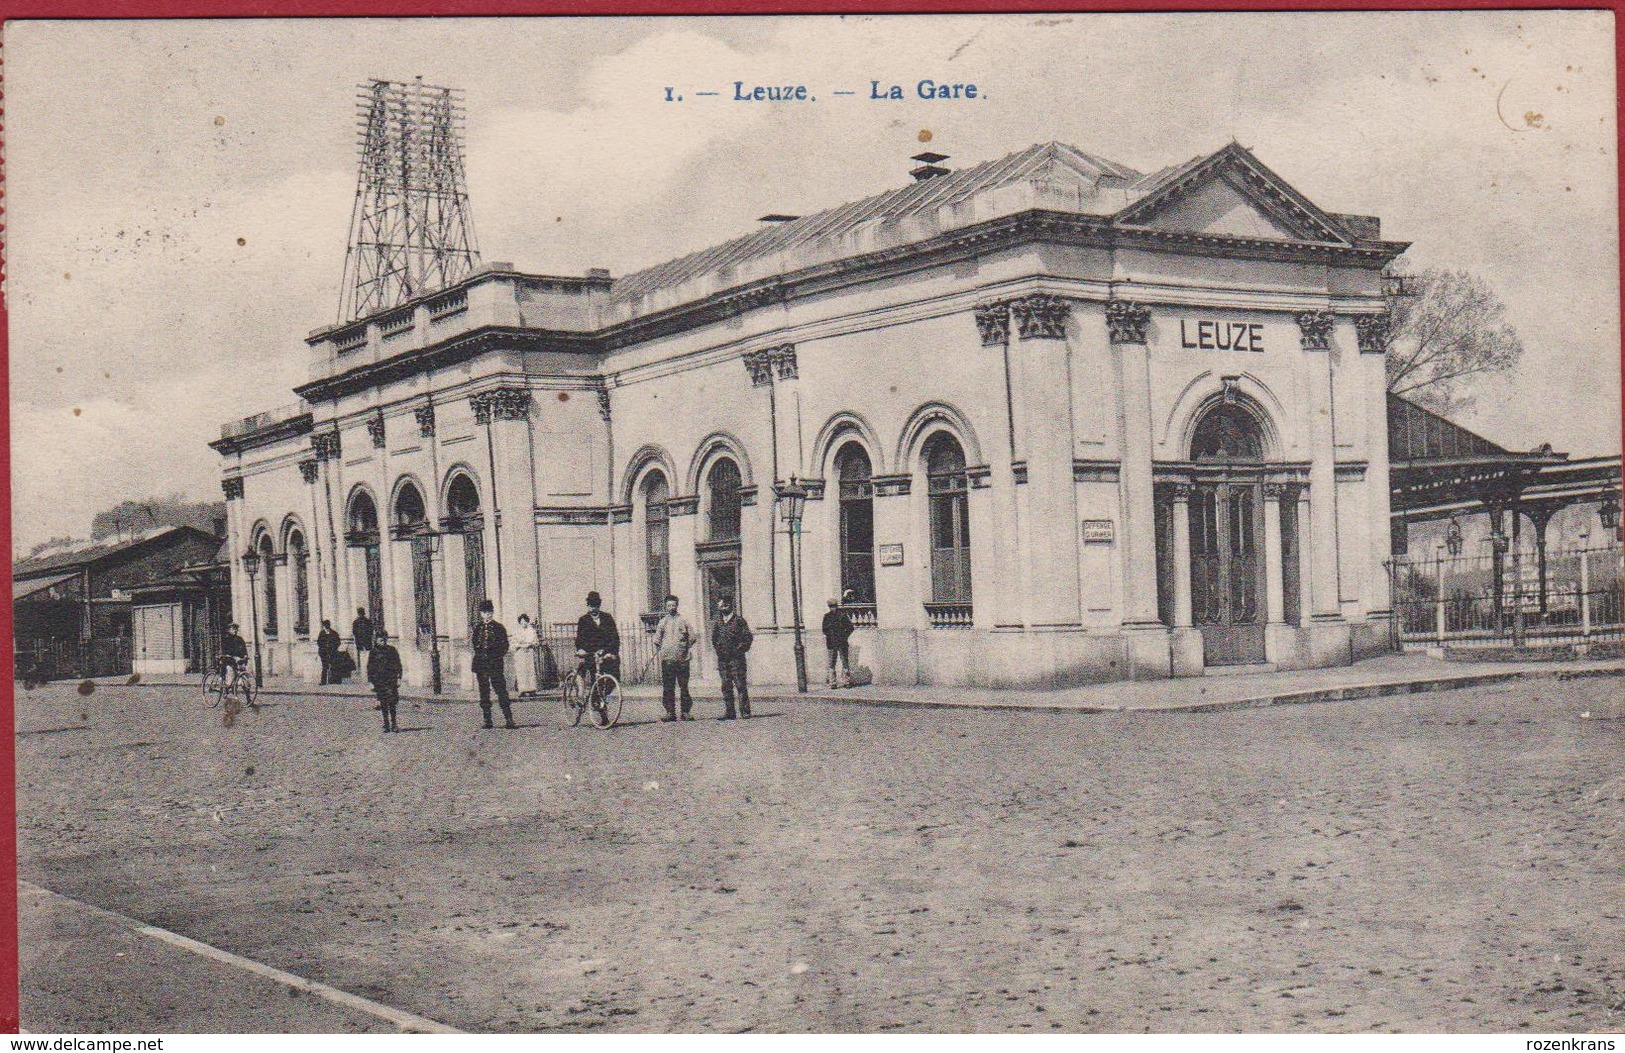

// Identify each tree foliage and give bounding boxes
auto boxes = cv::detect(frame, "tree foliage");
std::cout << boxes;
[1383,267,1524,415]
[89,495,225,542]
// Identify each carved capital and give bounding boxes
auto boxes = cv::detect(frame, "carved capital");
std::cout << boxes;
[1297,310,1335,351]
[221,476,245,501]
[770,344,798,381]
[298,459,319,484]
[471,387,532,424]
[596,386,612,423]
[1169,482,1193,502]
[311,430,342,462]
[973,301,1010,346]
[415,404,436,438]
[366,412,386,449]
[1106,299,1151,344]
[742,350,775,388]
[1264,482,1291,501]
[1011,294,1070,340]
[1354,313,1391,353]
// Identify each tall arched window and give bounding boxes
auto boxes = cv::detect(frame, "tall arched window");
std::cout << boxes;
[1191,403,1265,461]
[446,474,486,632]
[707,458,743,543]
[835,443,875,607]
[924,432,972,606]
[643,471,671,613]
[394,482,434,641]
[347,491,385,633]
[257,533,279,639]
[288,529,310,637]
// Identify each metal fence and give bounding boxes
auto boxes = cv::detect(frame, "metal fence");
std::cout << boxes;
[16,636,133,683]
[1392,543,1623,647]
[535,621,662,687]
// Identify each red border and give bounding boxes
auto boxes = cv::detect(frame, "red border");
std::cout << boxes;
[0,0,1620,1036]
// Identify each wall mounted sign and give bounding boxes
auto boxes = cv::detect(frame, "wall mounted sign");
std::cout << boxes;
[1081,519,1115,544]
[878,542,905,567]
[1180,319,1264,352]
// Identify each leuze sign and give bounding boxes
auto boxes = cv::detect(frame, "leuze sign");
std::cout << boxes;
[1180,319,1265,353]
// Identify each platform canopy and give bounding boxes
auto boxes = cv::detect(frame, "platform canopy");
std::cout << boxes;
[1388,393,1575,520]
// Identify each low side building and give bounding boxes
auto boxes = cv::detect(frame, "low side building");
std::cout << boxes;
[215,141,1407,688]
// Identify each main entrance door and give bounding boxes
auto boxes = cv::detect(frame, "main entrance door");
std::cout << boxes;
[1189,481,1266,665]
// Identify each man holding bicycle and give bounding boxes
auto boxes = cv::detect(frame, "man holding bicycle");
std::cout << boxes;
[573,591,621,681]
[220,623,250,687]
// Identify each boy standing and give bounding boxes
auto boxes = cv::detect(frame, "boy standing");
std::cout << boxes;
[368,629,403,733]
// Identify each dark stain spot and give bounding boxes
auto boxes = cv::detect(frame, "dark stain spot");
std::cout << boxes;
[236,237,247,247]
[77,681,95,696]
[72,408,82,417]
[245,765,256,776]
[557,392,570,402]
[126,673,142,685]
[214,115,226,127]
[918,129,933,143]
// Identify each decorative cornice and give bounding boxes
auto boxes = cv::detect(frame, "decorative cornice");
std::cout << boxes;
[415,404,437,438]
[471,387,533,424]
[1169,482,1193,501]
[667,495,700,517]
[801,479,826,501]
[534,507,613,527]
[1106,299,1151,344]
[1012,461,1029,485]
[298,459,319,485]
[1353,313,1391,354]
[1264,482,1291,500]
[439,513,484,534]
[221,477,245,500]
[267,553,289,568]
[1334,461,1369,480]
[738,485,759,508]
[344,529,380,548]
[311,430,343,462]
[1297,310,1335,351]
[1072,459,1123,483]
[742,350,775,388]
[974,301,1010,347]
[772,344,797,381]
[965,465,994,489]
[1011,294,1070,340]
[366,412,386,449]
[610,504,633,525]
[872,473,912,497]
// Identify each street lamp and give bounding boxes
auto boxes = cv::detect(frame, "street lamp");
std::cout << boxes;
[1445,518,1464,558]
[776,475,810,694]
[240,548,265,689]
[1599,492,1620,540]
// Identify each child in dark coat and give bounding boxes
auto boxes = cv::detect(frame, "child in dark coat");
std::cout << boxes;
[367,630,404,733]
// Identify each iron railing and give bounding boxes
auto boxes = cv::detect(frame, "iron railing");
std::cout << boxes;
[1392,543,1623,647]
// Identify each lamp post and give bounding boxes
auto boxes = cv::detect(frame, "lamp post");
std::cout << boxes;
[777,475,810,694]
[1445,518,1464,558]
[241,548,265,689]
[1600,492,1620,542]
[425,532,443,696]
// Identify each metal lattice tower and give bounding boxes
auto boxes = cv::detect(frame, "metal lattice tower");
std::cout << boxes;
[339,78,481,323]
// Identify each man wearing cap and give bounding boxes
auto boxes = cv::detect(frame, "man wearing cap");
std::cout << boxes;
[367,628,403,733]
[652,594,696,721]
[821,598,855,689]
[470,599,517,730]
[711,595,754,720]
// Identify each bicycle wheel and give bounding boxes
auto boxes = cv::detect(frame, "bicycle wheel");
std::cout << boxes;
[202,670,223,706]
[241,675,259,710]
[561,675,585,727]
[590,674,621,729]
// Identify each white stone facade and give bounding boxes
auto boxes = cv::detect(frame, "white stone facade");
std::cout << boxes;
[215,142,1407,688]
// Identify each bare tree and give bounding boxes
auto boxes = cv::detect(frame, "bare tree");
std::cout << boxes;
[1383,267,1524,415]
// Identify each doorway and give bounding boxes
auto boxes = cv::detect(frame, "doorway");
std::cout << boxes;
[1190,481,1266,665]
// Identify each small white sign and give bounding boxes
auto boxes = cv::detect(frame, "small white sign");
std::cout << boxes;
[1081,520,1115,544]
[878,543,905,567]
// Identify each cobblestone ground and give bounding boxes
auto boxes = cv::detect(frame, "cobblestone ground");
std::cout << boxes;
[16,676,1624,1033]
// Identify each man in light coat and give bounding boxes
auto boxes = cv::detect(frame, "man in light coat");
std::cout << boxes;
[651,594,696,722]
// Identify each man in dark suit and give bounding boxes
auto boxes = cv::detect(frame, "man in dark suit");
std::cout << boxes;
[712,595,753,720]
[367,629,403,733]
[471,599,516,730]
[352,607,374,657]
[316,619,342,685]
[573,590,621,681]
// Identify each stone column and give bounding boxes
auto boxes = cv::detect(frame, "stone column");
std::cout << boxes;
[1108,299,1160,627]
[1356,313,1395,620]
[1298,310,1342,621]
[1010,294,1081,628]
[1296,487,1315,623]
[1264,483,1288,625]
[1171,483,1194,629]
[472,387,539,626]
[975,299,1027,631]
[222,476,247,630]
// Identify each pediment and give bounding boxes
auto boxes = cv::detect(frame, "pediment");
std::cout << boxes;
[1115,144,1352,245]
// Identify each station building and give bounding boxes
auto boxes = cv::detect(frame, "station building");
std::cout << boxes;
[213,141,1409,689]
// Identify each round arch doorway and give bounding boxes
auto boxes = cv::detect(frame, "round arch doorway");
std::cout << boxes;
[1187,402,1269,666]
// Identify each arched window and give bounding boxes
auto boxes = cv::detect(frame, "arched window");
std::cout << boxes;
[1191,404,1265,461]
[288,529,310,638]
[924,433,972,606]
[835,443,875,607]
[257,533,279,639]
[707,458,743,543]
[643,471,671,614]
[394,482,435,641]
[346,492,385,633]
[446,475,486,631]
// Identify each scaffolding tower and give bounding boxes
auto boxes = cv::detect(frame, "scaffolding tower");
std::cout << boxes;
[339,78,481,323]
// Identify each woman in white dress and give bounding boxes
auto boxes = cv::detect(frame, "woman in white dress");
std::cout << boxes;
[513,613,540,696]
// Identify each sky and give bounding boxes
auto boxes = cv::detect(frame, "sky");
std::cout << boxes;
[6,12,1620,554]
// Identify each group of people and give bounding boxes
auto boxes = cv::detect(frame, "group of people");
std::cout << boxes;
[223,588,866,735]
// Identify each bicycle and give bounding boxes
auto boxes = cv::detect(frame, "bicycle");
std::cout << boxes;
[560,651,621,729]
[209,661,258,724]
